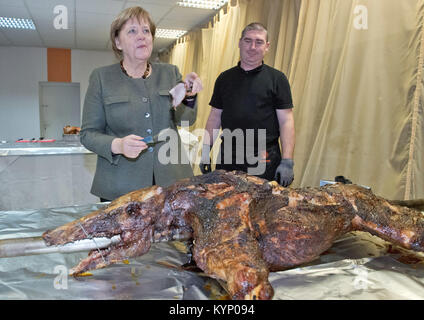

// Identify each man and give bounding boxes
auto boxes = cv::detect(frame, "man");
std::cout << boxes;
[200,22,295,187]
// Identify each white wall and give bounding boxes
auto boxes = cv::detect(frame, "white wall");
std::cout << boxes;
[0,46,117,141]
[0,46,47,141]
[71,49,117,117]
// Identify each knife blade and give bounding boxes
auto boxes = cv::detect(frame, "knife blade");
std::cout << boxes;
[140,128,173,146]
[140,134,162,146]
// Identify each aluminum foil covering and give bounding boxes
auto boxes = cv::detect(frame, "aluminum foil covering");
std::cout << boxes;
[1,204,424,300]
[0,141,92,156]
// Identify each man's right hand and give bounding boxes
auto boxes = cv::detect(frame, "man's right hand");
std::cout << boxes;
[200,144,212,174]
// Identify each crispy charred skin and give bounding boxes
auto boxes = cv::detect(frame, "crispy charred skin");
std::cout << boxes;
[43,184,192,275]
[42,170,424,300]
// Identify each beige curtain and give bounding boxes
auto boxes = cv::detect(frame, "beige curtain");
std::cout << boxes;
[161,0,424,200]
[289,0,424,200]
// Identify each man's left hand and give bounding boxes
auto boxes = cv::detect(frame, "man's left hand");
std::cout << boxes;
[275,159,294,187]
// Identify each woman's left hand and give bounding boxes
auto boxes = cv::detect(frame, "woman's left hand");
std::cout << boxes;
[169,83,186,108]
[184,72,203,96]
[169,72,203,108]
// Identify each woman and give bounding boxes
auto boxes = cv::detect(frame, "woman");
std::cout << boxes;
[80,6,202,201]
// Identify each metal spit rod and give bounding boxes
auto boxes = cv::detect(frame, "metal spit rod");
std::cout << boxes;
[0,235,122,258]
[0,229,192,258]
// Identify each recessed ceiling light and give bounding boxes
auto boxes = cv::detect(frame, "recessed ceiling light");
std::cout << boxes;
[177,0,228,10]
[0,17,36,30]
[156,28,187,39]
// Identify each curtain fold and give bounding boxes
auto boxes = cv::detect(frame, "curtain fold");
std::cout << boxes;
[161,0,424,200]
[404,0,424,199]
[289,0,424,199]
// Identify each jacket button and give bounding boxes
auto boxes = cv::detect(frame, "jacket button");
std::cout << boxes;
[144,112,150,118]
[146,128,152,135]
[148,146,154,152]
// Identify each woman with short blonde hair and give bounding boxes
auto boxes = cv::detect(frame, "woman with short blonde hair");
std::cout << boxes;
[80,6,203,202]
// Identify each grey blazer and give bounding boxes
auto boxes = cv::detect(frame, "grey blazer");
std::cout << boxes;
[80,62,197,200]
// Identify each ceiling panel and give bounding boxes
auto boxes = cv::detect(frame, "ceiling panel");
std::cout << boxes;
[128,0,178,4]
[30,6,75,48]
[123,2,175,22]
[163,5,216,21]
[0,0,224,53]
[0,5,32,18]
[0,0,26,7]
[0,30,12,45]
[1,28,43,46]
[159,6,214,29]
[37,27,76,48]
[30,7,75,31]
[24,0,75,10]
[76,0,125,15]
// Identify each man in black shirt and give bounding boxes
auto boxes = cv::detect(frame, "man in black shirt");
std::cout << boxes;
[200,22,295,187]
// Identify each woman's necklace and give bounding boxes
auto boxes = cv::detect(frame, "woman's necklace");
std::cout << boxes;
[120,60,151,79]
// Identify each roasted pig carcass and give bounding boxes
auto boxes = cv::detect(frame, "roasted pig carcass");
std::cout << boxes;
[42,170,424,300]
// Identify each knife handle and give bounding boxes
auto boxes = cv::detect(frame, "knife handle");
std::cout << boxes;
[140,136,153,144]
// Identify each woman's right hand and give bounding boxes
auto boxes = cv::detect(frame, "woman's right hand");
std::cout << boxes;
[111,135,147,158]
